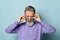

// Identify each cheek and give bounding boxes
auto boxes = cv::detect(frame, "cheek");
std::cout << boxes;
[26,17,33,19]
[25,17,29,21]
[25,17,29,19]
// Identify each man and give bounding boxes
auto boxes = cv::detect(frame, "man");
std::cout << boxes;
[5,6,56,40]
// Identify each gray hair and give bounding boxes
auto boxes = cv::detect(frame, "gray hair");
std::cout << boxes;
[24,6,35,13]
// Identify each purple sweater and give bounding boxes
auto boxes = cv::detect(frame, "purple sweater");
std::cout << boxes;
[5,20,56,40]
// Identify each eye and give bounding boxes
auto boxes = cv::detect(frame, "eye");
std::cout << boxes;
[31,16,34,17]
[26,16,29,17]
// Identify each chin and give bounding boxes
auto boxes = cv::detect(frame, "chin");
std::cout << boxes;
[27,21,31,22]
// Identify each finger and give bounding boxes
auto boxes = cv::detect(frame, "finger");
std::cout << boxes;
[35,14,39,17]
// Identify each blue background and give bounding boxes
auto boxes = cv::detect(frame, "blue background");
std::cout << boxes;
[0,0,60,40]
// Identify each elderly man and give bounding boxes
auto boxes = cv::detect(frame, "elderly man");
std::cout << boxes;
[5,6,56,40]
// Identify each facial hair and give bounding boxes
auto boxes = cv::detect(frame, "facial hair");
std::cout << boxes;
[25,18,35,27]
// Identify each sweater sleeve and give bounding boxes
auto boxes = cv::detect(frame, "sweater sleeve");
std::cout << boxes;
[5,21,20,34]
[39,20,56,34]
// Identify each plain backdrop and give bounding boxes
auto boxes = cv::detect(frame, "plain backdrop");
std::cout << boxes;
[0,0,60,40]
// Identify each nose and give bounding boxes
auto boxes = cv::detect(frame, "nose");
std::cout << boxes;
[28,17,31,20]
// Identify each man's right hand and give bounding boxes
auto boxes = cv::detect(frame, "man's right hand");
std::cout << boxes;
[18,16,25,23]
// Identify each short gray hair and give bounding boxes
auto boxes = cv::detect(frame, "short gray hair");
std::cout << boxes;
[24,6,35,13]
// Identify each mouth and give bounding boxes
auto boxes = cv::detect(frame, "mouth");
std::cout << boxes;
[26,20,34,27]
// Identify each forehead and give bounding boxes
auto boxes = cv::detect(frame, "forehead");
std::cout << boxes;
[25,11,34,16]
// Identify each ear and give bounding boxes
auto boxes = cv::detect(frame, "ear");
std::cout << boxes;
[34,13,37,17]
[34,14,38,17]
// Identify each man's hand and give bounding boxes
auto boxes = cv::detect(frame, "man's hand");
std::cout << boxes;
[18,16,25,23]
[34,14,41,22]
